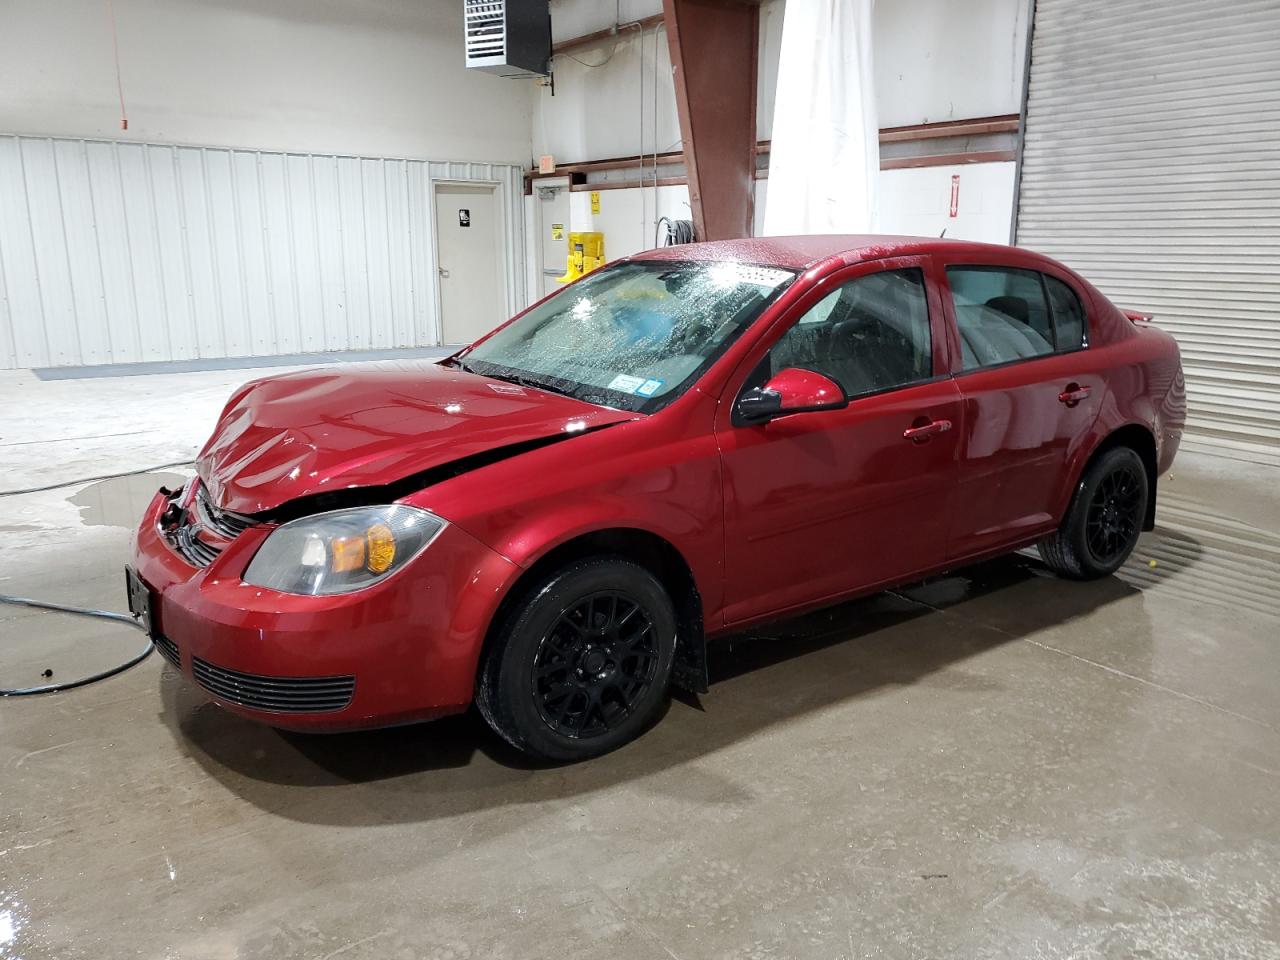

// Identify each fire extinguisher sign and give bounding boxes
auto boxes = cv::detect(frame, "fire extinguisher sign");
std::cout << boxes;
[949,175,960,218]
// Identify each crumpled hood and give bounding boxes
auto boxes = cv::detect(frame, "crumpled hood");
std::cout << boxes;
[196,361,635,514]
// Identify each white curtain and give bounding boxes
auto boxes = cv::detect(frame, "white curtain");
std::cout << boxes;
[762,0,879,236]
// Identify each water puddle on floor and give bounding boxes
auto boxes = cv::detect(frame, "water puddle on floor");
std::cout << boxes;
[1120,490,1280,621]
[0,471,188,692]
[67,471,188,528]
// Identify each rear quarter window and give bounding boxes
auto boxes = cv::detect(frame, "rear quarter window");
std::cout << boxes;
[1044,275,1087,350]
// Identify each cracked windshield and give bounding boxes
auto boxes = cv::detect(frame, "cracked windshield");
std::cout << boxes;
[455,260,796,411]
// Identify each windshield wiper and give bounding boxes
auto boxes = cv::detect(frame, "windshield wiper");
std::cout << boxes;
[456,358,583,402]
[493,371,579,400]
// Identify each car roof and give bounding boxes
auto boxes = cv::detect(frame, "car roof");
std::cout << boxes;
[629,234,1039,271]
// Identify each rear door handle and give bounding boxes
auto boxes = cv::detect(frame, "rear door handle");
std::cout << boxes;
[903,418,952,442]
[1059,383,1091,407]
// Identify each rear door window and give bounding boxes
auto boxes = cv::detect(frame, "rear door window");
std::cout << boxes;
[946,266,1054,370]
[946,266,1089,370]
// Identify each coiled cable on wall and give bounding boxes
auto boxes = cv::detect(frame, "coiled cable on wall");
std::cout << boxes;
[655,217,695,247]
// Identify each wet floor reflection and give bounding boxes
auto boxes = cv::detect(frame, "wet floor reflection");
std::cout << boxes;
[0,891,29,960]
[66,472,188,529]
[162,548,1154,824]
[153,477,1280,822]
[1120,490,1280,621]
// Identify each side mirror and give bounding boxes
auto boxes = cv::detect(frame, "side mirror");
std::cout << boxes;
[735,367,848,424]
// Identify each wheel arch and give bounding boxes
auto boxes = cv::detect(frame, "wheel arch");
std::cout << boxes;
[478,527,709,695]
[1076,423,1159,531]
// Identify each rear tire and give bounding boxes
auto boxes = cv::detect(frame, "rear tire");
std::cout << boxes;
[1038,446,1149,580]
[476,556,677,763]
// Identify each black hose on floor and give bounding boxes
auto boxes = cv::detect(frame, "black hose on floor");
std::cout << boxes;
[0,459,193,497]
[0,595,152,697]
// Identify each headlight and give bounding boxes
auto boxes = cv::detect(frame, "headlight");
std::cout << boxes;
[243,505,445,596]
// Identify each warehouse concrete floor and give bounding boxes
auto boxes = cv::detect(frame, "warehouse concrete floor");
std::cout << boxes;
[2,365,1278,960]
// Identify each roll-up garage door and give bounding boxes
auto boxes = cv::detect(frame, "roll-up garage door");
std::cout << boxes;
[1015,0,1280,464]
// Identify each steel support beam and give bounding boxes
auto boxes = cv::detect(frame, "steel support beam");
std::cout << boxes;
[662,0,759,241]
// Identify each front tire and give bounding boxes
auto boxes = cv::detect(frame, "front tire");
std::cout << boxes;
[1039,446,1149,580]
[476,556,678,763]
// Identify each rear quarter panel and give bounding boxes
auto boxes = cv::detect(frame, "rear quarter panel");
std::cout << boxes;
[933,245,1185,518]
[1051,306,1186,519]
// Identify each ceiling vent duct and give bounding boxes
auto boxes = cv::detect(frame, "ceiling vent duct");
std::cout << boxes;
[464,0,551,78]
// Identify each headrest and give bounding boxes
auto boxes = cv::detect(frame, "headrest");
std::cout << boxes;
[986,296,1030,324]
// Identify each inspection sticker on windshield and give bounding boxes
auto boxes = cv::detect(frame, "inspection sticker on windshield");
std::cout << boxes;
[608,374,647,394]
[607,374,665,397]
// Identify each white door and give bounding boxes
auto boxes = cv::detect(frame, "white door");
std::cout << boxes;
[435,183,506,345]
[537,182,570,298]
[1016,0,1280,464]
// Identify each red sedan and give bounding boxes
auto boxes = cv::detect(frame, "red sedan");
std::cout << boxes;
[128,235,1185,761]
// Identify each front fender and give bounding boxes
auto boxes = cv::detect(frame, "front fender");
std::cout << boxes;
[404,408,729,629]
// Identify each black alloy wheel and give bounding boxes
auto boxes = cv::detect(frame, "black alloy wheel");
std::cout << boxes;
[1038,445,1150,580]
[476,556,678,762]
[532,591,661,739]
[1084,460,1144,566]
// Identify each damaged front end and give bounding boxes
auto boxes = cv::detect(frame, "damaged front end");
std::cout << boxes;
[132,470,526,730]
[157,481,260,569]
[160,423,621,576]
[193,361,638,517]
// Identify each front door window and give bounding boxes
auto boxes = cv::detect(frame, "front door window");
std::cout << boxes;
[764,268,934,396]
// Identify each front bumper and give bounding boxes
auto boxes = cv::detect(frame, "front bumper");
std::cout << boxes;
[130,488,519,731]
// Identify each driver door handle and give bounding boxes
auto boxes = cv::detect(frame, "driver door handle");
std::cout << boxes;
[903,417,952,442]
[1059,383,1090,407]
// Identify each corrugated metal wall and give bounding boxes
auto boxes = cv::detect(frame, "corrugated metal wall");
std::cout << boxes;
[1015,0,1280,464]
[0,135,526,369]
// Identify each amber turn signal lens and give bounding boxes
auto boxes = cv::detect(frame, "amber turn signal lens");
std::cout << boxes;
[366,523,396,574]
[243,505,444,596]
[330,535,366,573]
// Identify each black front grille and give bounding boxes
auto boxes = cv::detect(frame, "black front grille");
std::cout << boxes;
[195,489,257,539]
[176,525,220,567]
[152,633,180,667]
[191,658,355,714]
[168,483,260,568]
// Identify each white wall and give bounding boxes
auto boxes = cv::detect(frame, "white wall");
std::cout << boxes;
[535,10,678,166]
[535,0,1028,165]
[873,0,1029,127]
[0,0,536,368]
[548,0,662,44]
[535,0,785,163]
[0,0,533,164]
[0,135,526,369]
[880,163,1017,244]
[531,0,1029,262]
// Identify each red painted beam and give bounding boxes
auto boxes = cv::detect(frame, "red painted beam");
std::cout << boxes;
[662,0,759,241]
[880,150,1018,170]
